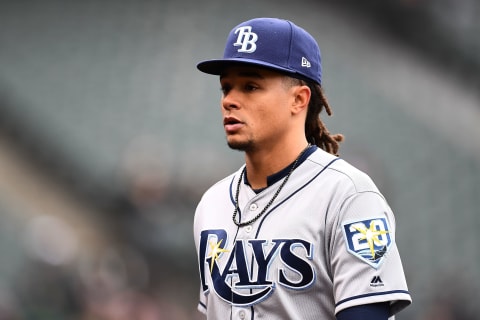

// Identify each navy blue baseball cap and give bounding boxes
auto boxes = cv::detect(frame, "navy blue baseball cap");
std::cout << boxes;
[197,17,322,84]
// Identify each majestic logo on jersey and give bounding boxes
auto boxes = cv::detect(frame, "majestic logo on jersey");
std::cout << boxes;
[370,275,384,287]
[342,217,392,269]
[233,26,258,53]
[198,229,315,306]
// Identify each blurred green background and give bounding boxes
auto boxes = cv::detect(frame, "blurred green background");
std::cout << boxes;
[0,0,479,319]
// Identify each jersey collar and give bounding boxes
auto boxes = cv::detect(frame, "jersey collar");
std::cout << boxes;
[244,145,317,193]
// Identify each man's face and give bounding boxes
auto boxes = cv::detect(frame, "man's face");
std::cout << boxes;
[219,66,298,152]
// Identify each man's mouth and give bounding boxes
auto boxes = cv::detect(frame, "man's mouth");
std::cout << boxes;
[223,117,243,133]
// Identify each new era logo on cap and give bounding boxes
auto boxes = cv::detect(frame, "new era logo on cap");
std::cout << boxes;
[197,18,322,84]
[301,57,311,68]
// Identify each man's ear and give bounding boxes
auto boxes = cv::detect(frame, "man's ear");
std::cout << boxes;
[291,85,311,115]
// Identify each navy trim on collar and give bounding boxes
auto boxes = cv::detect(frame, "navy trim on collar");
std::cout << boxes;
[244,145,317,193]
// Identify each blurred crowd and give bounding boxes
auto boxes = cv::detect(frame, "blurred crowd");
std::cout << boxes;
[1,0,479,319]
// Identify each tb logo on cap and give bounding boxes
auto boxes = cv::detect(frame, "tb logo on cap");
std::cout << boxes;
[233,26,258,53]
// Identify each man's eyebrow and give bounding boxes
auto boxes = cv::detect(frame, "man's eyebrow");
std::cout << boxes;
[220,70,265,80]
[238,71,264,79]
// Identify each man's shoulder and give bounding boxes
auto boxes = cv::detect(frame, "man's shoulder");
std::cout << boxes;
[308,149,378,193]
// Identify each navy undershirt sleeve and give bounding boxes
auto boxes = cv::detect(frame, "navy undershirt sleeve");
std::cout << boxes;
[336,302,390,320]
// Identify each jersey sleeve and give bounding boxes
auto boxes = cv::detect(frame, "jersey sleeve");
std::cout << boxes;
[336,302,390,320]
[329,190,412,316]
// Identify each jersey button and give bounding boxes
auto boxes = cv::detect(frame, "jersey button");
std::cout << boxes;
[249,203,258,211]
[239,310,246,319]
[244,225,253,233]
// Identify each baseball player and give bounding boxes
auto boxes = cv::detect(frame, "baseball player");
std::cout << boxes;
[193,17,411,319]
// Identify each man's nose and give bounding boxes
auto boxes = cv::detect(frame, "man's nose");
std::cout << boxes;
[222,90,240,110]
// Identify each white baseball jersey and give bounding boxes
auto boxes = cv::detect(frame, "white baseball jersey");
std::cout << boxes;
[194,146,411,319]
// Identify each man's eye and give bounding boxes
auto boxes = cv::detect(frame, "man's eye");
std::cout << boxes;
[220,85,231,95]
[245,84,258,92]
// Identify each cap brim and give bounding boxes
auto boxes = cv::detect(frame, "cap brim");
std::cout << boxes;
[197,58,298,77]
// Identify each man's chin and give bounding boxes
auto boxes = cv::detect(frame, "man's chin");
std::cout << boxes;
[226,139,254,152]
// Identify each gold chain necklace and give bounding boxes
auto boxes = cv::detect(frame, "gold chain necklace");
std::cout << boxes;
[232,144,311,227]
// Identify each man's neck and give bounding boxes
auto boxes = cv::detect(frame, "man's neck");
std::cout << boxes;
[244,141,309,189]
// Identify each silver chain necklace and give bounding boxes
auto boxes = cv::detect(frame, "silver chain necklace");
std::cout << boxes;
[232,144,311,227]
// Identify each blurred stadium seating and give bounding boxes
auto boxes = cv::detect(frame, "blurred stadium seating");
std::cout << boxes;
[0,0,479,318]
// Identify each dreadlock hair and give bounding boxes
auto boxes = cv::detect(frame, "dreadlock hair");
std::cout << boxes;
[301,80,344,156]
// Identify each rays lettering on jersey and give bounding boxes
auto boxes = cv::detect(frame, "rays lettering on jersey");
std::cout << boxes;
[198,229,315,306]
